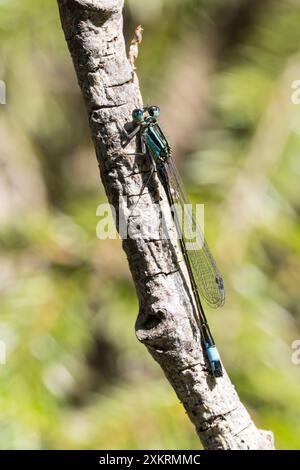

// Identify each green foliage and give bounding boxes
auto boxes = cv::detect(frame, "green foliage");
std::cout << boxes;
[0,0,300,450]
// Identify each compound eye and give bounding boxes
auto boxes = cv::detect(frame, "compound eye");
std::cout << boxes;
[148,106,160,118]
[132,108,144,123]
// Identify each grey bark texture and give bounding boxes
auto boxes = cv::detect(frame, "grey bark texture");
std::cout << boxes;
[57,0,275,450]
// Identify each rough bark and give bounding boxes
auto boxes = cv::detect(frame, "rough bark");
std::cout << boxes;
[57,0,275,450]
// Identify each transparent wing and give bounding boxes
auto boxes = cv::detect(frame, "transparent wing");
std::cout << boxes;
[164,156,225,308]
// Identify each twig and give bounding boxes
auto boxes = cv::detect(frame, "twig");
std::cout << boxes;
[129,25,144,72]
[57,0,275,450]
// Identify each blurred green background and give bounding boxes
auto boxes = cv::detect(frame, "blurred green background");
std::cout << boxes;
[0,0,300,450]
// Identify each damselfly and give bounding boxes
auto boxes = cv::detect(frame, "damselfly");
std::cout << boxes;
[123,106,225,377]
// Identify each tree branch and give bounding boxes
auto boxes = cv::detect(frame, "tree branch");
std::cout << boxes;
[57,0,275,450]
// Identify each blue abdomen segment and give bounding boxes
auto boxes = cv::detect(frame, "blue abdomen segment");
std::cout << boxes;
[205,343,221,374]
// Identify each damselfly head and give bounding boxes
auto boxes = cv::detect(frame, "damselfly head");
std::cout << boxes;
[148,106,160,118]
[132,108,144,123]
